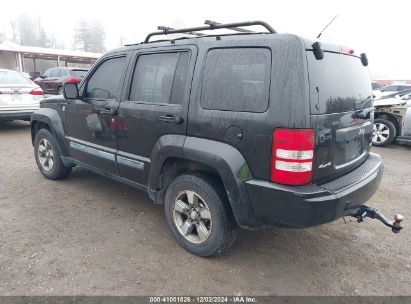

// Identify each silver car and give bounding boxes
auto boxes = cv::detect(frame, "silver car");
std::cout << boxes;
[0,69,43,121]
[373,93,411,146]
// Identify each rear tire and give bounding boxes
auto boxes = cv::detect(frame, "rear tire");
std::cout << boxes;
[372,118,396,147]
[57,86,63,95]
[164,174,238,257]
[34,129,72,180]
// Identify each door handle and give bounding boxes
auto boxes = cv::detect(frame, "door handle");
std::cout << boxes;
[99,107,117,115]
[159,115,183,124]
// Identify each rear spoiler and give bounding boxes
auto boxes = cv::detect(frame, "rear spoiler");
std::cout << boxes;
[304,39,368,66]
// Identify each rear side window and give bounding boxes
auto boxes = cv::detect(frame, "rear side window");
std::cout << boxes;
[71,69,88,77]
[129,52,190,104]
[200,48,271,112]
[50,68,59,77]
[57,69,68,77]
[85,56,126,99]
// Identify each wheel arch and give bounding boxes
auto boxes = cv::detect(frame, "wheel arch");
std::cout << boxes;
[374,112,401,134]
[148,135,258,228]
[31,108,69,157]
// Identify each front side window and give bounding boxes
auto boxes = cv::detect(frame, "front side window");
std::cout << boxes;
[129,52,190,104]
[200,48,271,112]
[43,69,52,77]
[85,56,126,99]
[51,68,61,78]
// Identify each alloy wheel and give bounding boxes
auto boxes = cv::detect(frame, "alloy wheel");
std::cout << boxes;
[37,138,54,171]
[173,190,212,244]
[373,123,390,144]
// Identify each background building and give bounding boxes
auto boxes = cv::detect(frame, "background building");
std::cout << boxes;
[0,41,101,78]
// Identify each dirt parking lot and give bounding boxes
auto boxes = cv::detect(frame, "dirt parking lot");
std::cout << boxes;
[0,120,410,296]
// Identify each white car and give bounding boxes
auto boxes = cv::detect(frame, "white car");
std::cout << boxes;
[0,69,43,121]
[373,93,411,146]
[375,84,411,98]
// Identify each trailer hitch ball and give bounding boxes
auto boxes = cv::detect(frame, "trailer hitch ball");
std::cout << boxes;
[393,214,404,233]
[351,206,404,233]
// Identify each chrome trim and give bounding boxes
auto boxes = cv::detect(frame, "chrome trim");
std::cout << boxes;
[66,136,117,154]
[69,141,116,162]
[66,136,150,167]
[335,151,367,170]
[117,155,144,170]
[117,150,150,163]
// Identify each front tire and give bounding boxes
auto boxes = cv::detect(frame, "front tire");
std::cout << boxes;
[164,174,238,257]
[372,118,396,147]
[34,129,72,180]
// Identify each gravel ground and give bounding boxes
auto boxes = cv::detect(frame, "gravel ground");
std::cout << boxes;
[0,120,410,296]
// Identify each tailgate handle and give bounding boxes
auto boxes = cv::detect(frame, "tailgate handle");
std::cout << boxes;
[99,107,117,115]
[159,114,183,124]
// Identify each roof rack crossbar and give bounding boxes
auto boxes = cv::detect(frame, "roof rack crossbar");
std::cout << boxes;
[144,20,276,43]
[158,26,205,37]
[204,20,253,33]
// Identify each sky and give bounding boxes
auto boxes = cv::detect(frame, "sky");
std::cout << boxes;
[0,0,410,80]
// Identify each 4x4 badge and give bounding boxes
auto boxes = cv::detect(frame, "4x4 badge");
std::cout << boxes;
[359,128,366,135]
[319,162,332,169]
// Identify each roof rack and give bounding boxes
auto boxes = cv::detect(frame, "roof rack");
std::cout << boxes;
[144,20,276,43]
[157,26,205,37]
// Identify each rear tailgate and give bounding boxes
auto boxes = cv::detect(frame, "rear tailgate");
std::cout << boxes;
[0,86,41,113]
[306,48,374,183]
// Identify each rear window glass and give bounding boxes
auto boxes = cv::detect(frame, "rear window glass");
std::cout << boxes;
[307,52,373,114]
[200,48,271,113]
[129,52,190,104]
[0,70,31,85]
[71,70,88,77]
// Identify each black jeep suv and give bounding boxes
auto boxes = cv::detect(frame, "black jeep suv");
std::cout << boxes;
[31,21,384,256]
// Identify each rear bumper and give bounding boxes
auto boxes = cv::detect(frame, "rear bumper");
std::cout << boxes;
[0,110,36,121]
[244,153,383,228]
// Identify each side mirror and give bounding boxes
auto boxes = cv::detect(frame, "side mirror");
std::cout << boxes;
[40,75,47,79]
[63,83,79,99]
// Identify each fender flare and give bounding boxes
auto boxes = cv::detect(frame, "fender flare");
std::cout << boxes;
[148,135,257,228]
[31,108,69,157]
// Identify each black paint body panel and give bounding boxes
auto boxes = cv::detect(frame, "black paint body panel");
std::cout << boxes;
[30,33,383,230]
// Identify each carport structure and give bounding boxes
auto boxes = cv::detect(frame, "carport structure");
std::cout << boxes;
[0,42,101,78]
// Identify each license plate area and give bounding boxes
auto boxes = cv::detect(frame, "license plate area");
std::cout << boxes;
[334,122,372,168]
[11,93,23,102]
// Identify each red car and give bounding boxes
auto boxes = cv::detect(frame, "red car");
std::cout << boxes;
[34,67,88,95]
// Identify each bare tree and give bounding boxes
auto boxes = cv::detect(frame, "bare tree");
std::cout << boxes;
[119,34,125,47]
[16,14,50,47]
[73,19,105,53]
[10,19,18,43]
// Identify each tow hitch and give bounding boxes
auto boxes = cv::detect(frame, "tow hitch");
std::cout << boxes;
[350,205,404,233]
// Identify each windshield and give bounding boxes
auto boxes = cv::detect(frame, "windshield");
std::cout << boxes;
[372,83,382,90]
[71,70,88,77]
[0,70,32,85]
[307,52,373,114]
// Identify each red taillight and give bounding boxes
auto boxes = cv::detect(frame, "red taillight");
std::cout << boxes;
[270,128,315,185]
[30,87,44,95]
[67,77,81,83]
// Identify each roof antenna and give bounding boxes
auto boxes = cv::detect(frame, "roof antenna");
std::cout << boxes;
[316,15,338,39]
